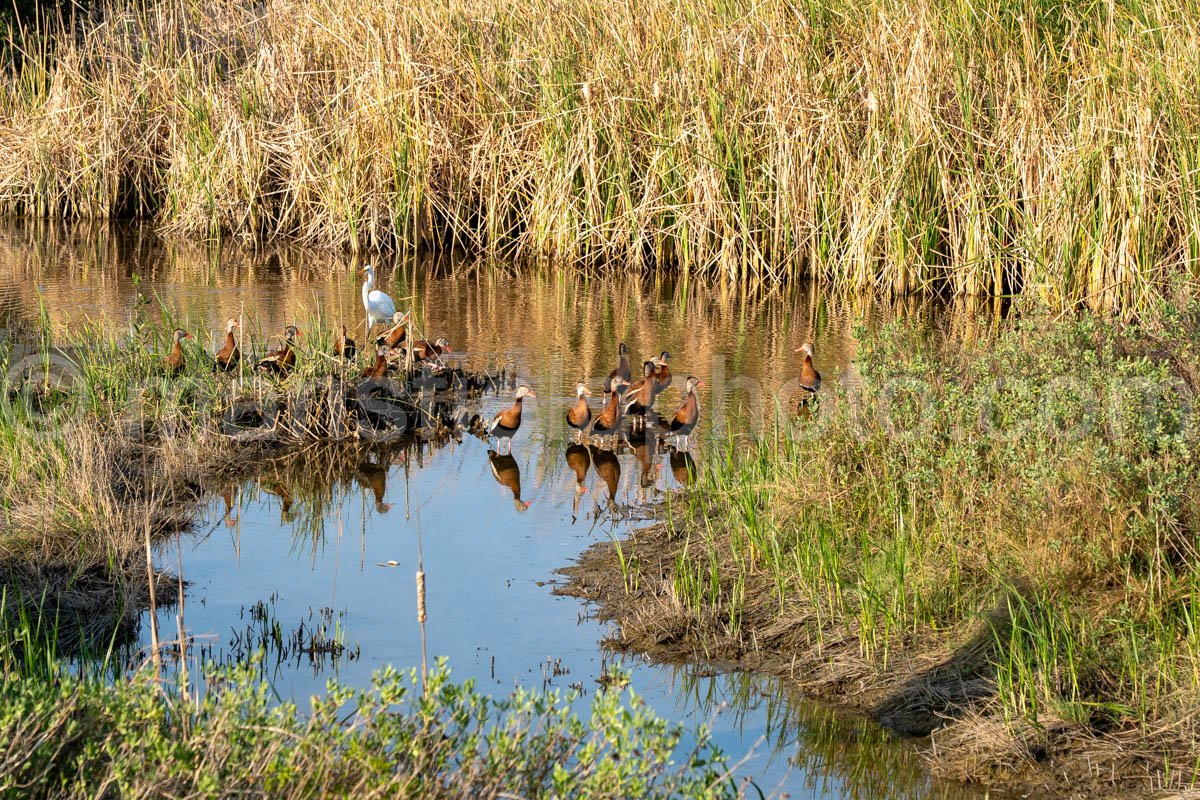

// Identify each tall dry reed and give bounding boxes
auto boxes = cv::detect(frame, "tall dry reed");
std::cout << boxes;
[1,0,1198,311]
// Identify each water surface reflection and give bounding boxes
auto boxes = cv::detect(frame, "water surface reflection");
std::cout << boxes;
[0,222,994,799]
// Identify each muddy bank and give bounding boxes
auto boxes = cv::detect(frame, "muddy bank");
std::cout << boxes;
[557,522,1187,800]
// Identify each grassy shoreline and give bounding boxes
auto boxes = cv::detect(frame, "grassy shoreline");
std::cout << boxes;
[562,298,1200,797]
[4,0,1200,309]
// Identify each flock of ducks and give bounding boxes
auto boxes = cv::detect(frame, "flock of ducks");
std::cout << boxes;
[160,263,824,457]
[161,265,452,380]
[485,339,822,454]
[485,346,703,455]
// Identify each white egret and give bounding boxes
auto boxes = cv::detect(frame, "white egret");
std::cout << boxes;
[360,264,397,338]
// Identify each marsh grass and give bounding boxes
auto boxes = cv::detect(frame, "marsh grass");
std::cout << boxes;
[3,0,1199,310]
[574,296,1200,791]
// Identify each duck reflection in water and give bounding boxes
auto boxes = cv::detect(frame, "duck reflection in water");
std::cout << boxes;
[260,481,296,524]
[488,450,532,512]
[632,438,661,505]
[219,485,240,528]
[589,445,621,507]
[354,456,394,514]
[669,447,698,486]
[565,443,591,520]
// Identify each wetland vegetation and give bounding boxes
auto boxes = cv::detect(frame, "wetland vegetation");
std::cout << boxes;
[0,611,737,798]
[564,295,1200,797]
[2,0,1199,310]
[0,304,743,798]
[3,0,1200,792]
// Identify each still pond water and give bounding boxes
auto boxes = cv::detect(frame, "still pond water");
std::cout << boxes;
[0,223,996,799]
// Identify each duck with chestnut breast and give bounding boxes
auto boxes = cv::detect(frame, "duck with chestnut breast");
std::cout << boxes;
[257,325,301,376]
[376,311,410,350]
[334,324,357,360]
[605,343,632,396]
[359,343,390,380]
[795,342,822,395]
[622,361,660,433]
[566,382,592,442]
[590,375,629,448]
[213,318,240,372]
[165,328,193,376]
[488,385,536,454]
[651,351,672,391]
[660,376,704,450]
[411,337,451,362]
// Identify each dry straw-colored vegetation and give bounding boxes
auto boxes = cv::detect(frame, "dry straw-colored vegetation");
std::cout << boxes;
[1,0,1198,309]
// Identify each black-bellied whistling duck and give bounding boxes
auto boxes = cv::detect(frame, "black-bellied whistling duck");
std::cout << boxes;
[488,385,536,454]
[590,445,620,504]
[566,382,592,441]
[623,361,659,433]
[411,337,451,362]
[661,376,704,450]
[257,325,301,376]
[165,328,193,375]
[334,324,357,360]
[651,351,672,390]
[590,375,629,448]
[214,318,240,372]
[376,311,410,350]
[488,450,531,512]
[794,342,822,395]
[606,343,631,396]
[359,344,390,380]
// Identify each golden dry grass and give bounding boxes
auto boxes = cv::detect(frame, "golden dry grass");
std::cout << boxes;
[0,0,1197,310]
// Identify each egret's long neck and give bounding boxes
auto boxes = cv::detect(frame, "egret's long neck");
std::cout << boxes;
[362,272,372,301]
